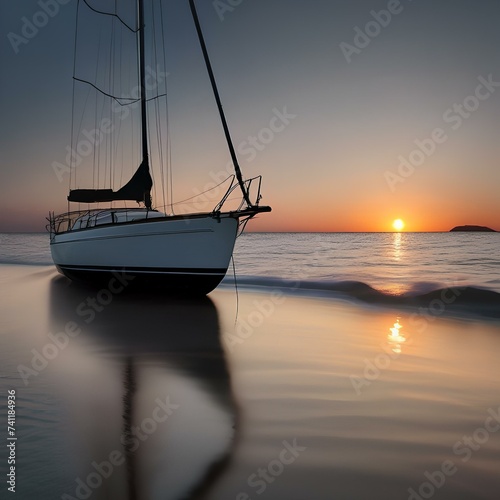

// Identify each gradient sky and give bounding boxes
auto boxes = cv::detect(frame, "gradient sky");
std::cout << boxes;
[1,0,499,232]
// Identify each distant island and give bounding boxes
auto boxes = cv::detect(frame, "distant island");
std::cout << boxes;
[450,225,497,232]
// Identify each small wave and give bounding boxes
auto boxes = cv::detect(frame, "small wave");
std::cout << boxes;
[0,260,53,266]
[221,276,500,319]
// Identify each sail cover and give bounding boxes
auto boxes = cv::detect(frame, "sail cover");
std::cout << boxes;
[68,161,153,209]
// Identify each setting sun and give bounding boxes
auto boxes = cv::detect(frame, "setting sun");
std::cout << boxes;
[392,219,405,231]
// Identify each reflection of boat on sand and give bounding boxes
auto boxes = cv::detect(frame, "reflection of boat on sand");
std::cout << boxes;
[49,276,238,500]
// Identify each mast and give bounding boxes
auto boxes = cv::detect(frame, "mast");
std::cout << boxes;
[138,0,149,167]
[189,0,252,208]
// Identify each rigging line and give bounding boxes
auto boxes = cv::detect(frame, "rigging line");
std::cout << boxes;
[167,118,173,214]
[231,255,239,325]
[142,4,155,208]
[98,91,108,190]
[152,95,162,207]
[70,0,81,192]
[92,28,103,190]
[97,24,110,191]
[168,176,234,206]
[109,16,115,191]
[159,0,173,214]
[126,105,134,189]
[92,83,97,189]
[111,19,121,190]
[151,2,160,191]
[146,94,167,102]
[157,0,166,210]
[156,99,167,211]
[237,216,251,238]
[73,77,140,104]
[74,84,92,187]
[151,0,167,211]
[117,10,124,189]
[167,128,173,213]
[146,107,158,207]
[112,0,118,202]
[82,0,139,33]
[138,0,148,168]
[133,12,140,195]
[74,76,168,105]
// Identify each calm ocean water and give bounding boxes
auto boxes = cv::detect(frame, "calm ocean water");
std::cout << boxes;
[2,231,499,296]
[233,232,500,294]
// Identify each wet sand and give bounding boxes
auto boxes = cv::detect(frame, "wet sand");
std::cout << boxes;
[1,264,500,499]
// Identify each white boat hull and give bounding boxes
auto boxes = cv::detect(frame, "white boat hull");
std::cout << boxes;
[50,212,239,294]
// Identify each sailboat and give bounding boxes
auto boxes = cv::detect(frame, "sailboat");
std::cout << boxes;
[47,0,270,295]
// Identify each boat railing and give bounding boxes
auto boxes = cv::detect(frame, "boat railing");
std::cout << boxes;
[213,175,263,213]
[46,210,83,237]
[46,208,148,237]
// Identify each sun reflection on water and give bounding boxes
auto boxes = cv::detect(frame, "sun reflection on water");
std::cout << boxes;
[376,232,409,295]
[393,232,403,261]
[387,318,406,354]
